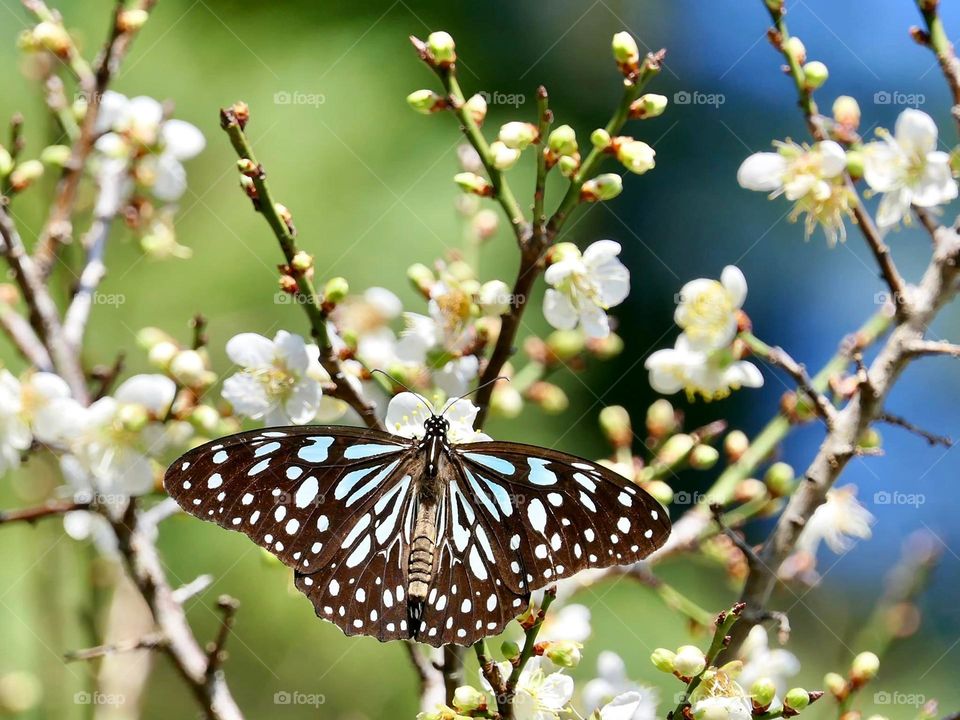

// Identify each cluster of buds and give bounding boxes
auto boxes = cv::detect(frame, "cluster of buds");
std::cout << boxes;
[591,130,655,175]
[545,125,580,177]
[534,639,583,668]
[18,19,73,58]
[823,652,880,706]
[417,684,489,720]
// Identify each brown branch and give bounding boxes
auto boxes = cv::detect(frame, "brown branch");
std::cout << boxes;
[0,299,52,370]
[65,632,166,662]
[0,499,89,525]
[912,0,960,134]
[206,596,240,680]
[904,338,960,357]
[405,643,446,714]
[878,411,953,447]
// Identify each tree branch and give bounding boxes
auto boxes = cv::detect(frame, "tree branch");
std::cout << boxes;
[912,0,960,134]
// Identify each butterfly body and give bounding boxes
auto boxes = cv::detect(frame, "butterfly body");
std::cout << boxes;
[164,404,671,647]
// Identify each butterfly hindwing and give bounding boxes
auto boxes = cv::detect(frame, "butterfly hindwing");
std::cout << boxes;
[454,441,671,593]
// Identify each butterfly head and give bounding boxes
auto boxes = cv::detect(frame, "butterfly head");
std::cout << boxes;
[422,414,450,439]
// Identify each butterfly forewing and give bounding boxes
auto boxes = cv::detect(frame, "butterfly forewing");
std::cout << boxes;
[454,441,671,592]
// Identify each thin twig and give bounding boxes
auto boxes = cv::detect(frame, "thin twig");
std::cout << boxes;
[65,632,167,663]
[0,499,89,525]
[878,411,953,447]
[912,0,960,134]
[206,595,240,680]
[0,300,53,370]
[63,214,112,349]
[904,338,960,357]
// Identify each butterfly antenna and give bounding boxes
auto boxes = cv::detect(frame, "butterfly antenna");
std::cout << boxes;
[370,368,435,413]
[440,375,509,416]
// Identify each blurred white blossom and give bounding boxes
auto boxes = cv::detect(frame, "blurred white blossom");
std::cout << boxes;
[0,369,31,475]
[674,266,747,351]
[222,331,322,425]
[538,603,591,643]
[862,108,958,229]
[599,692,656,720]
[796,484,873,555]
[543,240,629,339]
[583,651,657,720]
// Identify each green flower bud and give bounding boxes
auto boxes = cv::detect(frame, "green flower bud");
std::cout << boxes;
[784,687,810,712]
[407,89,443,114]
[407,263,435,295]
[498,121,538,150]
[500,640,521,661]
[291,251,313,273]
[616,139,656,174]
[478,279,511,316]
[845,149,864,179]
[464,93,488,125]
[802,61,829,89]
[189,404,221,434]
[454,171,492,196]
[118,403,149,432]
[630,93,668,119]
[751,678,777,708]
[823,672,847,698]
[850,651,879,683]
[137,326,175,350]
[117,8,150,32]
[451,685,485,713]
[527,382,568,414]
[646,398,677,438]
[645,479,673,505]
[323,276,349,304]
[147,340,179,369]
[546,329,585,360]
[650,647,676,673]
[581,173,622,201]
[723,430,749,461]
[586,331,623,359]
[833,95,861,129]
[557,154,580,177]
[590,128,612,149]
[0,146,13,176]
[599,405,632,448]
[764,461,795,496]
[858,427,881,449]
[547,125,578,156]
[736,478,767,502]
[784,36,806,65]
[489,141,521,170]
[170,349,208,387]
[673,645,707,677]
[32,21,71,55]
[427,31,456,64]
[689,444,719,470]
[40,144,71,167]
[9,159,44,191]
[544,640,583,668]
[612,31,640,66]
[490,384,522,418]
[657,433,694,466]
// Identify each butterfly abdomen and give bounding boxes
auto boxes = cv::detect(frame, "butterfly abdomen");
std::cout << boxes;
[406,496,439,638]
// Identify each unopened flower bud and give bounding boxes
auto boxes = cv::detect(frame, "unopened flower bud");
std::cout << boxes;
[454,171,492,196]
[833,95,861,129]
[32,21,71,56]
[278,274,299,295]
[169,349,207,386]
[630,93,668,119]
[407,263,435,295]
[498,121,538,150]
[784,36,806,65]
[189,404,221,434]
[850,652,879,683]
[323,276,349,304]
[472,208,499,240]
[478,279,511,316]
[464,93,488,125]
[426,31,456,65]
[658,433,695,466]
[616,139,656,174]
[581,173,623,201]
[784,688,811,712]
[802,61,829,89]
[547,125,578,156]
[546,329,585,360]
[451,685,485,713]
[823,672,847,698]
[646,398,676,438]
[291,251,313,273]
[645,479,673,505]
[527,382,568,414]
[490,384,523,418]
[9,160,43,191]
[764,461,795,496]
[723,430,749,461]
[118,403,149,432]
[587,331,624,359]
[735,478,767,502]
[407,89,444,114]
[673,645,706,677]
[557,154,579,177]
[650,648,676,673]
[612,31,640,66]
[501,640,521,661]
[845,149,864,179]
[590,128,612,149]
[858,427,881,449]
[751,678,777,709]
[273,203,293,232]
[543,640,582,667]
[230,101,250,128]
[689,444,719,470]
[148,340,179,369]
[0,146,13,176]
[40,144,71,167]
[137,326,175,350]
[489,141,521,170]
[599,405,632,448]
[117,8,149,32]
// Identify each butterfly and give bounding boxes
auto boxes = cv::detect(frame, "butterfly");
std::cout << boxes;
[163,393,671,647]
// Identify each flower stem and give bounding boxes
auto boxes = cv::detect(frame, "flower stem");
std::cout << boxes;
[533,86,552,234]
[503,588,556,720]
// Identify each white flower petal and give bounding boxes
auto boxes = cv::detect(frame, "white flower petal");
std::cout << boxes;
[114,374,176,413]
[720,265,748,308]
[222,373,271,419]
[152,153,187,201]
[818,141,847,177]
[737,152,786,191]
[895,108,938,156]
[225,333,275,368]
[161,119,205,160]
[284,379,323,425]
[385,392,434,439]
[599,691,643,720]
[542,289,578,331]
[273,330,310,374]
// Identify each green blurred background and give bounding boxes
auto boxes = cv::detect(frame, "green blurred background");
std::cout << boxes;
[1,0,959,717]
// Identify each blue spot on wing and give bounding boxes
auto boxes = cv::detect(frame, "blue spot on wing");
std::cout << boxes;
[343,443,401,460]
[334,464,379,500]
[478,474,513,517]
[464,452,516,476]
[526,458,558,485]
[344,460,401,507]
[297,436,334,463]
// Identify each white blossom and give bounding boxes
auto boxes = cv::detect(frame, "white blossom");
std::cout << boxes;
[690,672,752,720]
[543,240,630,339]
[0,369,31,475]
[863,108,958,229]
[738,140,851,245]
[222,331,323,425]
[583,652,658,720]
[674,266,747,351]
[538,603,591,643]
[385,392,490,443]
[599,692,656,720]
[739,625,800,696]
[645,334,763,400]
[796,484,873,555]
[509,657,574,720]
